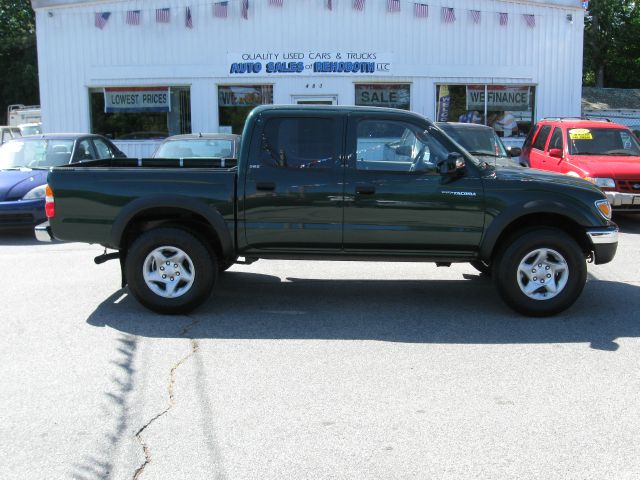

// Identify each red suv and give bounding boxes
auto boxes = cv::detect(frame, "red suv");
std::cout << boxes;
[521,118,640,212]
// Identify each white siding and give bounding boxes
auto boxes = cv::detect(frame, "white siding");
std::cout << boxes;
[34,0,585,132]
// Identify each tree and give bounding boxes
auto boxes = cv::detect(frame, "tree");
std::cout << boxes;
[583,0,640,88]
[0,0,39,124]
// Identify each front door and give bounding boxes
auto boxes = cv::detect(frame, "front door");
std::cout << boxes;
[343,114,485,256]
[242,112,345,252]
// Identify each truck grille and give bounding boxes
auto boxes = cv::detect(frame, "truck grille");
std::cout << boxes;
[616,180,640,193]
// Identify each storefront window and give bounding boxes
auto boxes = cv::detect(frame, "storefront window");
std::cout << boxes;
[90,86,191,139]
[355,84,410,110]
[218,85,273,134]
[435,84,536,137]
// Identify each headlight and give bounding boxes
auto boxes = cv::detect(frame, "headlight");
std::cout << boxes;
[586,177,616,189]
[22,184,46,200]
[595,199,612,220]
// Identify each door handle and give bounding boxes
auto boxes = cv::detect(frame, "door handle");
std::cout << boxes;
[256,182,276,191]
[356,185,375,195]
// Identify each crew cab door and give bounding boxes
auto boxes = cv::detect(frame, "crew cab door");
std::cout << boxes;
[528,124,552,169]
[342,114,485,255]
[241,113,345,252]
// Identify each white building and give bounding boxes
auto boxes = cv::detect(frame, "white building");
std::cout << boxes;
[32,0,585,154]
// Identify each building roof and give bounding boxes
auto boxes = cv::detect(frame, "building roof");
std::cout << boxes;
[31,0,584,9]
[582,87,640,111]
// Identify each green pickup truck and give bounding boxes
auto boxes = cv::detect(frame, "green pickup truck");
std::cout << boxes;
[36,105,618,316]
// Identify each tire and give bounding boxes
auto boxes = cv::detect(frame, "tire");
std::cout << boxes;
[470,260,492,276]
[125,227,216,314]
[493,228,587,317]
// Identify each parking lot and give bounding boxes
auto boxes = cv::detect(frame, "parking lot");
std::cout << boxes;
[1,215,639,480]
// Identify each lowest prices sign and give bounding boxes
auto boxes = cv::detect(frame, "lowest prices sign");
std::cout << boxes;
[466,86,530,112]
[104,87,171,113]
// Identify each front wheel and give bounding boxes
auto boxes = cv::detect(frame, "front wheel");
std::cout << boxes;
[494,229,587,317]
[125,227,216,314]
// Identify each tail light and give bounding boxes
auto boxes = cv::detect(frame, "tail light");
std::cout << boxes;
[45,184,55,218]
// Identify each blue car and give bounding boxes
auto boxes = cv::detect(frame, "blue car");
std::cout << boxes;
[0,134,125,229]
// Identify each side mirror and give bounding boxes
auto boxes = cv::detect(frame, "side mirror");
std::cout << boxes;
[438,152,465,176]
[395,145,413,157]
[549,148,563,159]
[508,147,522,157]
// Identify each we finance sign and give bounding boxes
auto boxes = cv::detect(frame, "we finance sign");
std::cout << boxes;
[104,87,171,113]
[466,86,531,112]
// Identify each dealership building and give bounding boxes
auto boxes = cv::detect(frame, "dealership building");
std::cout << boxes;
[32,0,585,154]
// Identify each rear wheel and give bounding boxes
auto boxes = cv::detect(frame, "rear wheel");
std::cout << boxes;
[494,228,586,317]
[126,227,216,314]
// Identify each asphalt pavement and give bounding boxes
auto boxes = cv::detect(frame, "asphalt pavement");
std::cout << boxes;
[1,216,639,480]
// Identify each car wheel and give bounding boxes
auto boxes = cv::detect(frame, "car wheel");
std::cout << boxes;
[494,228,586,317]
[126,227,216,314]
[470,260,492,276]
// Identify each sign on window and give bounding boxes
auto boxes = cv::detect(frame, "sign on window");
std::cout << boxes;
[104,87,171,113]
[466,86,530,112]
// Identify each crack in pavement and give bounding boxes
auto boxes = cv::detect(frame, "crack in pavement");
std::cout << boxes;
[132,317,201,480]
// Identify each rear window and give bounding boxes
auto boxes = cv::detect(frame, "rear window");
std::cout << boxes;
[567,128,640,156]
[155,139,235,158]
[532,125,552,150]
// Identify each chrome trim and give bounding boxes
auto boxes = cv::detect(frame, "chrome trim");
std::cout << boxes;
[34,221,53,242]
[587,229,619,245]
[605,191,640,207]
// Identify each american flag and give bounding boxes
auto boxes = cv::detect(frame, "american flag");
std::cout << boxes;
[470,9,480,24]
[326,0,332,11]
[241,0,249,19]
[156,8,170,23]
[387,0,400,13]
[213,1,228,18]
[499,12,508,26]
[353,0,365,11]
[441,7,455,23]
[94,12,111,29]
[414,3,427,18]
[269,0,283,6]
[126,10,140,25]
[185,7,193,28]
[523,14,535,28]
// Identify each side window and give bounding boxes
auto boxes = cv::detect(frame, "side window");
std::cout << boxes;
[74,139,97,162]
[532,125,552,151]
[548,127,564,152]
[1,130,8,144]
[93,138,115,159]
[355,119,442,173]
[522,124,537,150]
[259,117,337,169]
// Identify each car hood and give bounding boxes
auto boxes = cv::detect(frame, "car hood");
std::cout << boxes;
[490,166,603,194]
[474,154,519,169]
[569,155,640,178]
[0,169,47,201]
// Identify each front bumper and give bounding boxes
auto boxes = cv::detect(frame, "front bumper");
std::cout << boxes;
[605,191,640,211]
[35,221,54,242]
[586,226,618,265]
[0,198,46,229]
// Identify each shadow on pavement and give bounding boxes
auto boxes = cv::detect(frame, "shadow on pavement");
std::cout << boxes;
[87,270,640,352]
[615,213,640,234]
[0,228,43,246]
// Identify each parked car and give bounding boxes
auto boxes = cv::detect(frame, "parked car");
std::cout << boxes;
[153,133,240,163]
[18,123,43,136]
[37,106,617,317]
[521,118,640,212]
[0,126,22,146]
[0,134,125,229]
[436,122,522,168]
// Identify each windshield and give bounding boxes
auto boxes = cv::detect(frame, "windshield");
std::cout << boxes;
[438,124,508,157]
[0,139,74,169]
[568,127,640,156]
[154,139,235,158]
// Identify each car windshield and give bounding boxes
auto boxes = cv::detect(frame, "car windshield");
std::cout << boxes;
[0,139,74,169]
[438,124,508,157]
[154,139,235,158]
[568,127,640,156]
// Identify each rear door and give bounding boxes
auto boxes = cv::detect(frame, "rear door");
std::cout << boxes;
[241,112,346,252]
[544,126,565,173]
[342,114,485,256]
[528,124,552,169]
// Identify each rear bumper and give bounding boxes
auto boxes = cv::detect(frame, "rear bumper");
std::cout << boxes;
[35,221,54,242]
[0,199,46,229]
[605,191,640,211]
[586,226,618,265]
